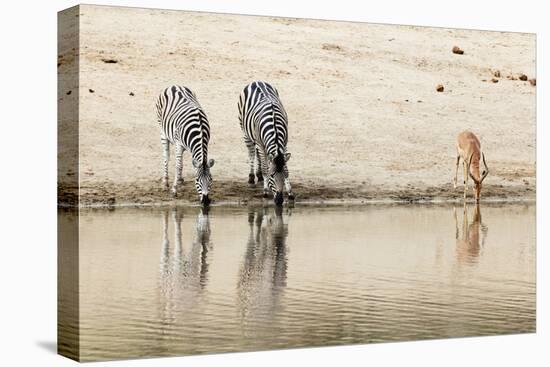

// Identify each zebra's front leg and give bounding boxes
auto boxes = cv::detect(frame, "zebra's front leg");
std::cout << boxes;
[262,178,270,199]
[255,148,263,183]
[282,165,294,201]
[176,145,184,186]
[285,178,295,201]
[171,144,184,197]
[161,137,170,190]
[245,139,256,185]
[259,156,270,198]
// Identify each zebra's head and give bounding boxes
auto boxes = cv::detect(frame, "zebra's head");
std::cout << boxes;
[267,151,291,205]
[192,158,215,205]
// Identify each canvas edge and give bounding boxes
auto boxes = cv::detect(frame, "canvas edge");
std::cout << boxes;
[57,4,81,362]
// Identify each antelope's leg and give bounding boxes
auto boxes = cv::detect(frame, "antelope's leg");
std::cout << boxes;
[161,137,170,190]
[454,155,460,189]
[463,161,468,199]
[172,144,184,196]
[245,138,256,184]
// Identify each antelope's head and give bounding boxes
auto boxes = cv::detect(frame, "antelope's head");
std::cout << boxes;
[468,153,489,202]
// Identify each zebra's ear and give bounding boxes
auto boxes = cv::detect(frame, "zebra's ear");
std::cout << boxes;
[192,159,200,168]
[208,159,215,168]
[284,152,291,162]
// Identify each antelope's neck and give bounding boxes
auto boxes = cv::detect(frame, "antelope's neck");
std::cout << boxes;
[470,158,481,181]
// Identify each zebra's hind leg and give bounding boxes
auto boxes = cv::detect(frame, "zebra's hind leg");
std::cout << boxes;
[161,137,170,190]
[255,148,263,183]
[172,144,184,197]
[245,138,256,185]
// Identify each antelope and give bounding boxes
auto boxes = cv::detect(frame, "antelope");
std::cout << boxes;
[454,131,489,202]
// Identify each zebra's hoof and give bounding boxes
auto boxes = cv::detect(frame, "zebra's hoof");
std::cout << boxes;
[288,193,295,201]
[248,174,255,185]
[256,174,264,183]
[171,188,178,198]
[262,192,270,199]
[177,178,184,185]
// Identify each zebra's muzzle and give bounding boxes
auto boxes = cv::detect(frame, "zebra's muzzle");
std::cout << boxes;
[201,194,211,206]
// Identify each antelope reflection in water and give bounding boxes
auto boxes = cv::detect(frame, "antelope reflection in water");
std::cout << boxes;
[158,207,212,318]
[454,204,488,264]
[238,206,289,325]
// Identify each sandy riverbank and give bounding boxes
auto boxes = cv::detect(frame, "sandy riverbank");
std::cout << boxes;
[58,5,536,206]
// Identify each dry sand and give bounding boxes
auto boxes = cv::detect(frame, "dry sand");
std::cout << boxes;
[58,5,536,206]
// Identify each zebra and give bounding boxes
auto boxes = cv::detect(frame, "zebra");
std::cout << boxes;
[237,81,294,205]
[156,85,215,205]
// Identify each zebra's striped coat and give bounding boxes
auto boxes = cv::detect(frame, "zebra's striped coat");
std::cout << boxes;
[238,81,294,205]
[156,85,214,203]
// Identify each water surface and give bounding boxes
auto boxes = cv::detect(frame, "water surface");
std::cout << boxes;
[59,203,535,361]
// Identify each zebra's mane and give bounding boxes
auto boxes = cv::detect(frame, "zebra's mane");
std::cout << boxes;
[271,103,280,156]
[270,102,288,165]
[196,112,208,167]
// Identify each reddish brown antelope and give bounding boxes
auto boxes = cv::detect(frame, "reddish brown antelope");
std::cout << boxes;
[454,131,489,202]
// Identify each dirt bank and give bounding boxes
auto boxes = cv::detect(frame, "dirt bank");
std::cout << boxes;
[58,180,534,207]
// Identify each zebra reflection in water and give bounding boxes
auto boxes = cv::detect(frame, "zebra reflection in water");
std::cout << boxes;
[237,207,289,326]
[454,204,488,264]
[158,207,212,319]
